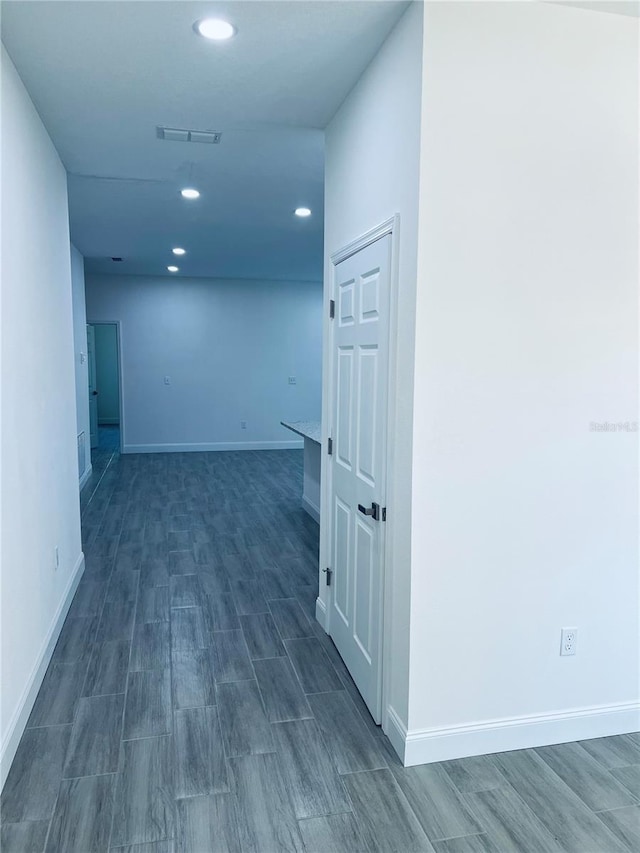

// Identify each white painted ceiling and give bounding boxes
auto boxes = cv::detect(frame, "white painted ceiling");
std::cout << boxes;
[1,0,410,281]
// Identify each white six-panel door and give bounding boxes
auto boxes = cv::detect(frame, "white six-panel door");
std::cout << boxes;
[329,233,391,723]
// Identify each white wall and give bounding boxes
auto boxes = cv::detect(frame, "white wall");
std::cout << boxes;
[85,274,323,452]
[1,46,84,786]
[70,244,91,481]
[406,1,639,763]
[322,1,424,728]
[94,323,120,424]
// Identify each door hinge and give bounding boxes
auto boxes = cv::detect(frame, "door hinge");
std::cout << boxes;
[329,299,335,319]
[327,437,333,456]
[323,567,332,586]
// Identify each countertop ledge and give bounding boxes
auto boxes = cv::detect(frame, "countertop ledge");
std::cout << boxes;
[281,420,321,444]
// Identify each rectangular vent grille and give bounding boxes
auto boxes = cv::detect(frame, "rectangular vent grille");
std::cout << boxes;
[77,431,86,477]
[156,126,221,144]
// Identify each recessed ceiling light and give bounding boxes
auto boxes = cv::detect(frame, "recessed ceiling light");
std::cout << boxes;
[295,207,312,217]
[194,18,237,41]
[167,265,179,273]
[180,188,200,199]
[172,247,186,256]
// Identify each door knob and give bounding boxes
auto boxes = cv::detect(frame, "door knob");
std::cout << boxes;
[358,502,381,521]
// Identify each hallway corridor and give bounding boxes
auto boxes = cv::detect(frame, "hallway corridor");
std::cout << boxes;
[1,449,394,852]
[2,450,638,852]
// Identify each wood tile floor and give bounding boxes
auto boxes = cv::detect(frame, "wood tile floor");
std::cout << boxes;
[2,448,639,852]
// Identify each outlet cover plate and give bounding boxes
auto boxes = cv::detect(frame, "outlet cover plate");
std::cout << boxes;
[560,627,577,656]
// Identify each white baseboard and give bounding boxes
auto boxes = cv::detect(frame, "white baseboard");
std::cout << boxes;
[399,701,640,767]
[0,552,85,791]
[385,705,408,763]
[315,596,328,630]
[122,440,304,454]
[302,495,320,524]
[79,464,93,490]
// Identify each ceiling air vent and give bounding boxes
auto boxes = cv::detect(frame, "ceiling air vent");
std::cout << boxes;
[156,126,222,144]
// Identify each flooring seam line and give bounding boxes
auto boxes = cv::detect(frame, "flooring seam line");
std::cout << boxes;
[107,558,141,850]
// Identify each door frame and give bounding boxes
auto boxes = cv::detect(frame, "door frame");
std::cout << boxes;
[89,321,125,455]
[319,214,401,731]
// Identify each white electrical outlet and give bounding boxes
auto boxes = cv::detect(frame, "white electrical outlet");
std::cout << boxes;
[240,421,247,429]
[288,376,297,385]
[54,546,60,571]
[560,627,577,656]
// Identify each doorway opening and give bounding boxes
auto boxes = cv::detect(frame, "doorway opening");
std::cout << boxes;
[87,321,123,461]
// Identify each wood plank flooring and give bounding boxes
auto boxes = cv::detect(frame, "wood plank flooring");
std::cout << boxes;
[1,445,638,851]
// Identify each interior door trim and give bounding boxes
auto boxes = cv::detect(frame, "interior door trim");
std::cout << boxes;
[330,216,396,266]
